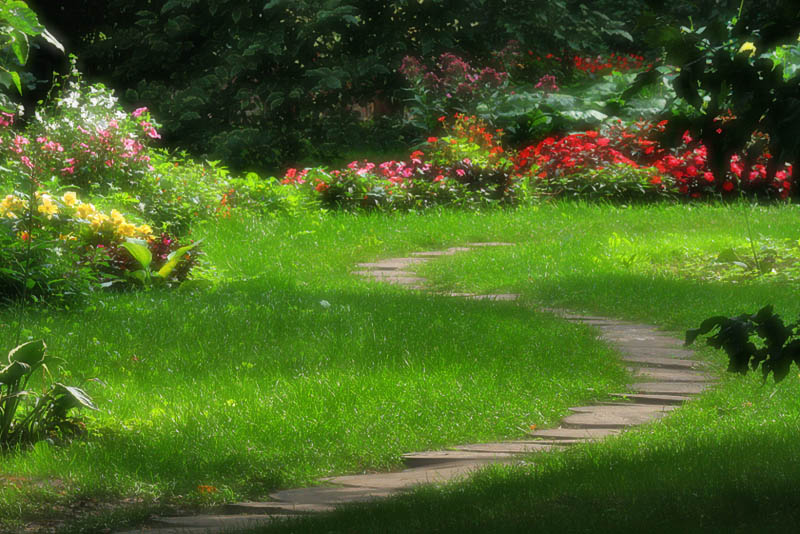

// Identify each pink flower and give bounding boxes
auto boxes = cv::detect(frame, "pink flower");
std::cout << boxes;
[456,169,466,177]
[20,156,33,169]
[132,107,148,118]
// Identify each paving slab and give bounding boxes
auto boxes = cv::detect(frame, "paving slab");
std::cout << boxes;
[609,393,691,405]
[628,367,713,382]
[270,486,391,507]
[454,441,554,454]
[630,381,711,395]
[465,293,520,301]
[351,269,418,278]
[620,354,703,370]
[402,449,516,468]
[617,345,697,359]
[355,258,429,270]
[528,427,621,441]
[562,404,675,429]
[325,463,483,490]
[223,501,329,515]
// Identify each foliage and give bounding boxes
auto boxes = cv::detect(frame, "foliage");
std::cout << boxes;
[514,119,795,200]
[0,0,62,112]
[279,115,520,210]
[119,238,199,286]
[0,339,97,450]
[29,0,631,172]
[650,2,800,196]
[686,305,800,383]
[399,53,509,134]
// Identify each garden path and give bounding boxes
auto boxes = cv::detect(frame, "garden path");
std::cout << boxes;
[116,243,715,533]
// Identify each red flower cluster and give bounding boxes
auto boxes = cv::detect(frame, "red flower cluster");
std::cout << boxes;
[572,53,650,75]
[515,120,795,198]
[515,131,639,179]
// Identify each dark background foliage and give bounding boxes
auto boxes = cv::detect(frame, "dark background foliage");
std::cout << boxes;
[23,1,800,174]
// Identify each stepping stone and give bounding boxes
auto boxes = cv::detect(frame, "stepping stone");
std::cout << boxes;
[628,367,712,382]
[620,354,702,370]
[466,293,520,301]
[464,242,515,247]
[271,485,391,507]
[454,441,554,454]
[562,404,675,429]
[351,270,418,278]
[618,345,697,359]
[528,427,621,441]
[355,258,428,270]
[224,501,327,515]
[609,393,691,405]
[600,333,684,348]
[402,449,516,468]
[630,381,711,395]
[324,463,482,490]
[409,247,471,257]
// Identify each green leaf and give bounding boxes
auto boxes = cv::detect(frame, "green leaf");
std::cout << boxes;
[8,339,46,366]
[10,31,29,65]
[40,28,64,53]
[121,241,152,270]
[52,384,98,411]
[156,242,198,279]
[0,361,30,385]
[10,71,21,95]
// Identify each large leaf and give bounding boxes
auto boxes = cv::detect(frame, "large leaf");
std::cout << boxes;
[52,384,98,411]
[8,339,46,367]
[121,241,152,270]
[156,242,198,279]
[0,361,30,385]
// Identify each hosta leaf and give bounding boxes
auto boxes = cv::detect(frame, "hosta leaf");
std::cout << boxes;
[122,241,152,270]
[0,361,30,385]
[8,339,46,366]
[157,241,199,279]
[52,384,98,411]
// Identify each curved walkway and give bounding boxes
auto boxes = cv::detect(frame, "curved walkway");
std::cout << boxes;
[118,243,715,533]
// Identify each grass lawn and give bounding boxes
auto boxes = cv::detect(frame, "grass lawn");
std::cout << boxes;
[3,201,800,531]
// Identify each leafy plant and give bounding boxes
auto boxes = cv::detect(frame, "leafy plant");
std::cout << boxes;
[686,305,800,382]
[0,0,62,112]
[120,238,199,286]
[0,339,97,449]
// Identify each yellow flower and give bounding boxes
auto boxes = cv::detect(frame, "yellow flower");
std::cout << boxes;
[37,194,59,219]
[110,209,125,225]
[116,222,137,237]
[62,191,78,207]
[738,41,757,58]
[136,224,153,237]
[59,233,77,241]
[89,212,110,231]
[75,203,96,219]
[1,194,27,218]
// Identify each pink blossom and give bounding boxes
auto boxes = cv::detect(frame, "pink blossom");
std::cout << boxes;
[20,156,34,168]
[132,107,148,118]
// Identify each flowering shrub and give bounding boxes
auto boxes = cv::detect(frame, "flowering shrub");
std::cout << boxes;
[399,53,509,133]
[0,186,197,302]
[514,119,795,200]
[279,115,521,210]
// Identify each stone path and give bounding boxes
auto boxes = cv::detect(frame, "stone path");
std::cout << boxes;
[116,243,715,533]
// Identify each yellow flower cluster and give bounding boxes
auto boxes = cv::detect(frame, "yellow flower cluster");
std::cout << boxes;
[0,194,28,218]
[1,190,154,240]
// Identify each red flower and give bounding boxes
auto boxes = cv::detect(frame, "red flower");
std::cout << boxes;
[722,181,735,192]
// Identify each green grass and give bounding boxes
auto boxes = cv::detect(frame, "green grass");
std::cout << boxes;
[245,201,800,533]
[0,208,626,531]
[4,201,800,532]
